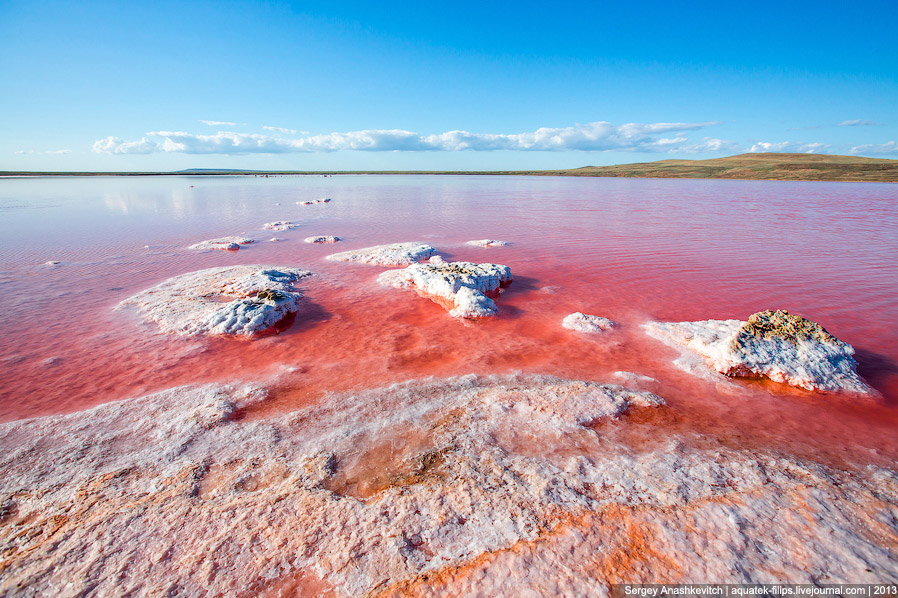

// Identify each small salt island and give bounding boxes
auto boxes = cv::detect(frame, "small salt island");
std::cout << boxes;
[379,258,513,318]
[304,235,341,244]
[119,265,312,336]
[188,236,254,251]
[562,312,616,333]
[326,242,436,266]
[644,309,874,394]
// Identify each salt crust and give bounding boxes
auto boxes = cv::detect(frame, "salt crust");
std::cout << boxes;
[188,236,254,251]
[466,239,509,247]
[326,242,437,266]
[378,261,513,318]
[305,235,341,244]
[118,265,312,336]
[263,221,298,231]
[297,198,332,205]
[644,319,873,394]
[562,312,616,333]
[1,374,896,597]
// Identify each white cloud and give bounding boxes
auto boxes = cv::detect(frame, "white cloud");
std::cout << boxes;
[92,136,159,154]
[262,125,298,134]
[839,119,881,127]
[199,120,238,126]
[14,149,71,155]
[850,141,898,155]
[93,121,729,155]
[748,141,832,154]
[668,137,741,154]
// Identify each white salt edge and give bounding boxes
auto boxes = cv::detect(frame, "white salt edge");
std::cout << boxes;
[643,318,875,394]
[118,265,312,336]
[1,373,896,596]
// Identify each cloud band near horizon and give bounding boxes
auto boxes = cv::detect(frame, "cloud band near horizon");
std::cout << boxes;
[92,121,733,155]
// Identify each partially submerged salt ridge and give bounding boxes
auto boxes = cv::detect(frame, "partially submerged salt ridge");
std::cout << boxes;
[297,197,332,205]
[379,259,513,318]
[305,235,341,244]
[2,373,897,596]
[563,312,616,333]
[466,239,509,247]
[644,309,873,394]
[188,236,254,251]
[326,242,436,266]
[263,221,298,231]
[119,265,312,336]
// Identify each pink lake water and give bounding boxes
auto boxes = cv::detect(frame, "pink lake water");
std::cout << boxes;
[1,174,898,471]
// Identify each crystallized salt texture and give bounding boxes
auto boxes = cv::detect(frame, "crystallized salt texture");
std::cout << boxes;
[1,373,896,596]
[262,221,298,231]
[643,309,874,394]
[562,312,616,333]
[188,236,254,251]
[304,235,341,244]
[379,260,513,318]
[466,239,510,247]
[326,242,436,266]
[118,265,312,336]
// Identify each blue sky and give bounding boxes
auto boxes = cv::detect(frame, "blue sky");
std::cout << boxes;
[1,0,896,171]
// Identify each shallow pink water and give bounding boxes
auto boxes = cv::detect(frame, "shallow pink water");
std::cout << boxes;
[1,174,897,469]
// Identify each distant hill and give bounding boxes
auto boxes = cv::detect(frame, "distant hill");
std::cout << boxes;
[546,153,898,182]
[3,153,897,182]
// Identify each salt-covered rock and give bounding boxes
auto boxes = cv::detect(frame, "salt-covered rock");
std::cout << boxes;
[43,260,61,266]
[263,221,298,231]
[326,242,436,266]
[1,373,896,596]
[379,260,512,318]
[562,312,616,333]
[644,309,873,394]
[466,239,510,247]
[304,235,341,244]
[297,198,331,205]
[269,237,284,242]
[119,265,312,336]
[188,236,254,251]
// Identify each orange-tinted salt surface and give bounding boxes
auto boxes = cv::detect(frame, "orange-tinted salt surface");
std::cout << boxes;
[1,174,898,472]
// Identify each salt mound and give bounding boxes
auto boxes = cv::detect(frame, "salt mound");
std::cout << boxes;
[562,312,616,333]
[466,239,509,247]
[305,235,341,244]
[188,236,254,251]
[1,374,896,596]
[263,221,298,231]
[644,309,873,394]
[297,198,332,205]
[326,242,436,266]
[119,265,312,336]
[379,260,513,318]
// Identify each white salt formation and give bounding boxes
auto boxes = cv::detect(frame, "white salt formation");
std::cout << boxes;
[1,374,896,597]
[188,236,254,251]
[263,221,298,231]
[644,309,873,394]
[466,239,509,247]
[562,312,616,333]
[326,242,436,266]
[379,260,513,318]
[119,265,312,336]
[297,197,332,205]
[305,235,341,244]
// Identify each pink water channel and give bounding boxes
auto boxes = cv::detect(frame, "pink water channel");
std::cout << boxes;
[1,175,897,470]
